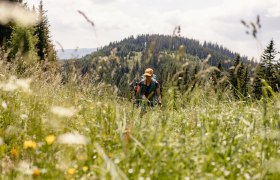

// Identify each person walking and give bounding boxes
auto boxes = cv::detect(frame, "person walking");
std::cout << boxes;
[136,68,161,109]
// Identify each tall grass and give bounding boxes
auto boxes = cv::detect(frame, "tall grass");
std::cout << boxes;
[1,56,280,179]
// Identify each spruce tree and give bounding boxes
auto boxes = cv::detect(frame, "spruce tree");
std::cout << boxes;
[212,61,224,92]
[260,39,278,91]
[35,0,56,61]
[229,55,249,99]
[261,40,277,67]
[252,64,266,99]
[9,25,38,58]
[8,25,39,73]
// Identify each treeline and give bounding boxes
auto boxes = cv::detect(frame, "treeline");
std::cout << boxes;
[0,0,56,74]
[88,34,250,67]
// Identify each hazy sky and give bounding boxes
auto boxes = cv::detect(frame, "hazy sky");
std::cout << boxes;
[26,0,280,60]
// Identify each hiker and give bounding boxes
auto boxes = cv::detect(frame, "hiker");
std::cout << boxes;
[136,68,162,107]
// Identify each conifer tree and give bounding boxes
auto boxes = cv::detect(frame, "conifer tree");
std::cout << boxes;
[252,64,266,99]
[252,40,279,98]
[260,39,278,91]
[8,25,39,73]
[35,0,56,61]
[212,61,224,92]
[229,55,249,99]
[261,40,277,68]
[9,25,38,58]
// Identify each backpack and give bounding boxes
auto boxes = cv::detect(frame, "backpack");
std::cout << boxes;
[131,74,160,106]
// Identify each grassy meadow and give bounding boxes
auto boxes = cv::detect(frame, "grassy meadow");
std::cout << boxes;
[1,59,280,179]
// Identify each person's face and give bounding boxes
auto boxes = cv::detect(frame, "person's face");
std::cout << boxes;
[145,76,152,81]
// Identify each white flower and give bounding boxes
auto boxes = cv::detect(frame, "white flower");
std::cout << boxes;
[1,101,7,110]
[0,81,17,91]
[0,76,32,93]
[57,133,89,145]
[16,161,46,175]
[20,114,28,120]
[50,106,76,117]
[16,161,33,175]
[15,78,32,92]
[0,137,3,145]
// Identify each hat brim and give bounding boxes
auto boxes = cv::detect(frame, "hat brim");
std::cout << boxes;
[144,73,152,77]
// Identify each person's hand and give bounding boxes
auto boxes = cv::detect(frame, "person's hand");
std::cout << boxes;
[158,101,162,107]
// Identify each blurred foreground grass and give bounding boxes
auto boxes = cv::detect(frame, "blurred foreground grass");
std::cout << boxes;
[1,64,280,179]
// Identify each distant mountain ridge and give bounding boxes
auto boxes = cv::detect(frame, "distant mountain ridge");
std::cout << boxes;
[84,34,249,67]
[61,34,255,97]
[57,48,96,60]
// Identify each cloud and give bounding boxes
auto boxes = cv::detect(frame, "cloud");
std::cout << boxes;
[26,0,280,59]
[91,0,116,4]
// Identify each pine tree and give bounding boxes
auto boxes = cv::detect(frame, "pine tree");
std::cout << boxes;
[241,66,249,98]
[260,39,278,92]
[212,61,224,92]
[229,55,249,99]
[252,64,266,99]
[8,25,39,73]
[261,40,277,67]
[9,25,38,57]
[35,0,56,61]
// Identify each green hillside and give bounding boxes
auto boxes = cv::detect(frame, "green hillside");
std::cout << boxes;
[84,34,249,67]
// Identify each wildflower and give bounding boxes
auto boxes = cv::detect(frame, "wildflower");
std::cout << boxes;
[16,161,33,175]
[15,78,32,92]
[33,168,40,177]
[67,168,76,175]
[0,76,32,92]
[23,140,37,149]
[11,148,19,158]
[0,137,3,145]
[20,114,28,120]
[82,166,88,172]
[57,133,89,145]
[1,101,7,110]
[50,106,76,117]
[45,135,56,145]
[128,168,134,174]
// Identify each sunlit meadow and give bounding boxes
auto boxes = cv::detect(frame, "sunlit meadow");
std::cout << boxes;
[1,1,280,179]
[1,56,280,179]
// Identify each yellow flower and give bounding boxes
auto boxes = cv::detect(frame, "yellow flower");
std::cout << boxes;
[82,166,89,172]
[23,140,37,149]
[67,168,76,175]
[11,148,19,157]
[33,168,40,177]
[45,135,56,145]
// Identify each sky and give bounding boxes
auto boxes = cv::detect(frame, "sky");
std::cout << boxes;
[26,0,280,60]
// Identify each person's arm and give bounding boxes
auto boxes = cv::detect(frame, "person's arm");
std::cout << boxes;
[136,83,140,97]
